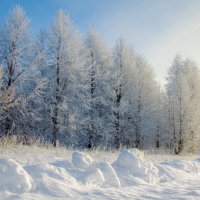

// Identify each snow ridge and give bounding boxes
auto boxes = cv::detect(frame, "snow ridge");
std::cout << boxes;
[0,149,200,199]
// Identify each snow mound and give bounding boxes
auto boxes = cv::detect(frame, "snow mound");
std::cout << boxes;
[95,161,121,188]
[81,167,105,186]
[0,158,33,193]
[112,149,158,186]
[1,147,200,200]
[72,151,93,170]
[71,153,120,187]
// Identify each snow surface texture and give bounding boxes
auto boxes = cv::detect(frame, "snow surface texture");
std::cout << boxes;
[0,148,200,199]
[112,149,158,185]
[0,158,33,193]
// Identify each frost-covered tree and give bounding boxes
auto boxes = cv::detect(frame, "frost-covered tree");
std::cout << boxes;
[29,30,50,139]
[154,85,169,149]
[0,66,16,124]
[113,40,162,149]
[48,10,86,146]
[0,5,34,137]
[166,56,200,154]
[182,59,200,152]
[130,55,159,149]
[112,39,136,148]
[85,27,114,148]
[2,5,200,152]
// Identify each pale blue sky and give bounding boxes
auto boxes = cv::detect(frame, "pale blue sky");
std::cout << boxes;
[1,0,200,85]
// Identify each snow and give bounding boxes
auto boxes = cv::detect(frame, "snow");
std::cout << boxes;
[112,149,159,185]
[81,167,105,186]
[0,146,200,199]
[0,158,32,193]
[95,161,121,187]
[72,151,94,170]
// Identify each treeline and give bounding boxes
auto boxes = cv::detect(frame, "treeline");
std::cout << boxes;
[0,6,200,154]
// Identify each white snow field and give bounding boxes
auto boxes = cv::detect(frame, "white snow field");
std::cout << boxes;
[0,145,200,200]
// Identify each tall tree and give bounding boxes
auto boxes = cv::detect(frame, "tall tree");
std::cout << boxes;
[130,55,159,149]
[85,27,114,148]
[166,56,200,154]
[0,5,33,137]
[30,30,50,139]
[113,39,135,148]
[48,10,86,146]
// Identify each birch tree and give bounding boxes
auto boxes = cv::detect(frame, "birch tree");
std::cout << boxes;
[85,27,114,148]
[48,10,86,146]
[166,56,200,153]
[113,39,136,148]
[0,5,33,137]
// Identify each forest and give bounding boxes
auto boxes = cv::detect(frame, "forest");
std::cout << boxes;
[0,5,200,154]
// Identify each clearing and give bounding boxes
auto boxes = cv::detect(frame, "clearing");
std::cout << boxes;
[0,145,199,200]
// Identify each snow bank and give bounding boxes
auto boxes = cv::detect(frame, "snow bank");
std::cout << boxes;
[157,159,200,182]
[95,161,121,188]
[162,160,200,173]
[71,151,120,187]
[26,163,80,197]
[72,151,93,170]
[0,158,32,193]
[1,148,200,199]
[0,149,157,192]
[112,149,159,186]
[71,149,158,187]
[81,167,105,186]
[2,148,200,198]
[71,152,115,187]
[79,161,121,187]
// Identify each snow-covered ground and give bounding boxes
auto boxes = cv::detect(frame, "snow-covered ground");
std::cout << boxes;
[0,145,200,200]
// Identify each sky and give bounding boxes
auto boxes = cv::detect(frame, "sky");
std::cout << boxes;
[1,0,200,85]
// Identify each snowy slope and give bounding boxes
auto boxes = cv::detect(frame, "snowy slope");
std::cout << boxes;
[0,145,200,200]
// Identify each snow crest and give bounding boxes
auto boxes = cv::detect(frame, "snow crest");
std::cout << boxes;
[0,149,159,193]
[71,149,158,187]
[112,149,159,186]
[95,161,121,187]
[0,158,33,193]
[2,149,200,196]
[72,151,94,170]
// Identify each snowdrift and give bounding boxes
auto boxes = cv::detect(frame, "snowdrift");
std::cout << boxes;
[71,151,120,187]
[112,149,159,185]
[157,159,200,183]
[0,158,33,193]
[1,148,200,196]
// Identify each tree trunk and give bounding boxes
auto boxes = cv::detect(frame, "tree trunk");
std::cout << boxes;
[87,125,93,149]
[51,42,61,147]
[115,82,122,149]
[5,117,12,136]
[88,52,96,149]
[176,92,183,154]
[156,125,160,148]
[135,94,141,149]
[52,107,58,147]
